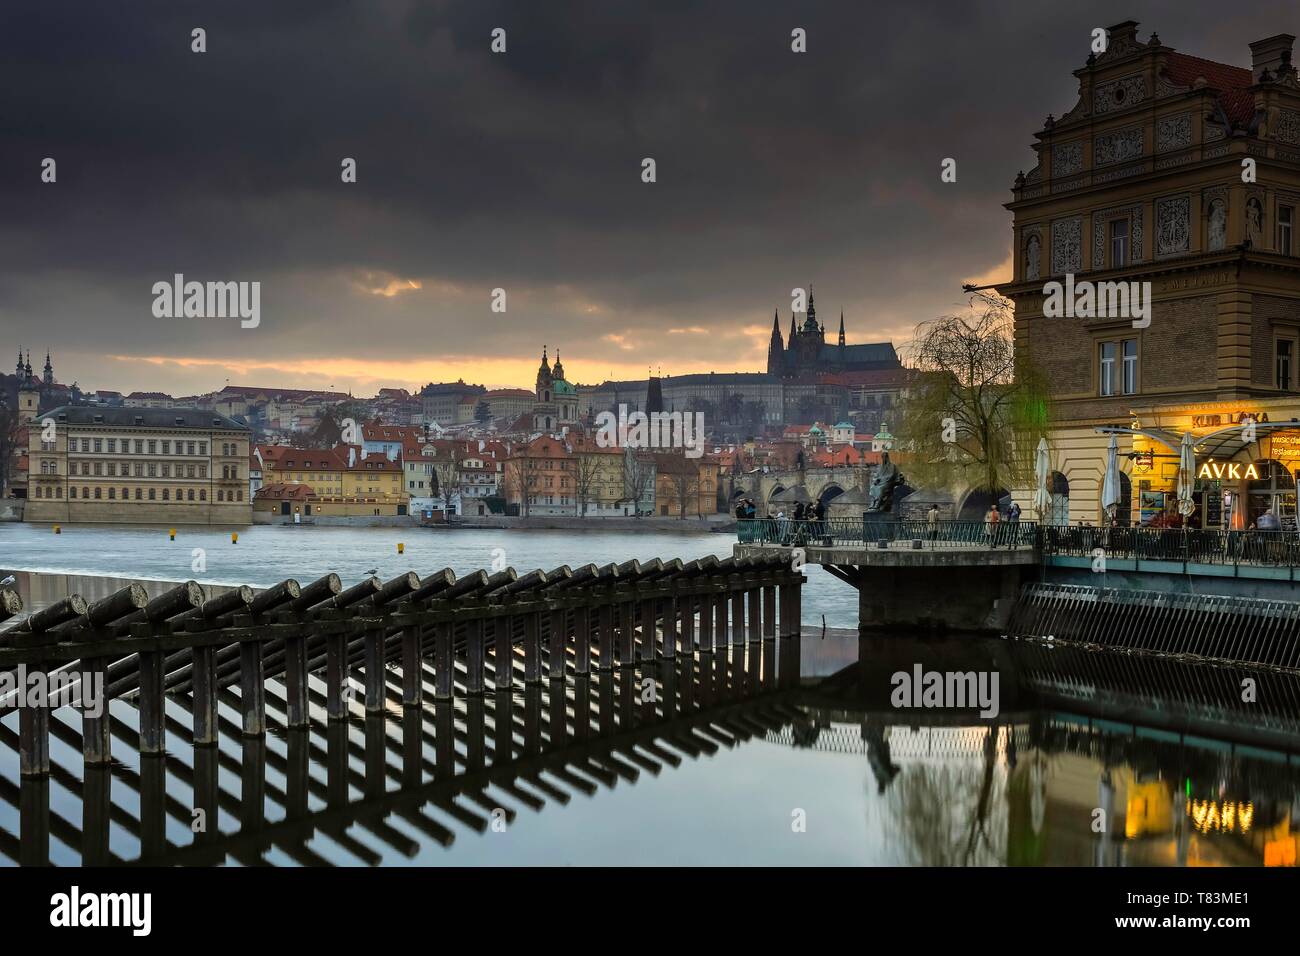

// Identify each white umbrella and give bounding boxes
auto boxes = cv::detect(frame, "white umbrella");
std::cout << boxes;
[1100,434,1121,519]
[1032,437,1052,519]
[1176,432,1196,517]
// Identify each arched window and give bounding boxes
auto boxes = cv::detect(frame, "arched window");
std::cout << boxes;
[1047,471,1070,527]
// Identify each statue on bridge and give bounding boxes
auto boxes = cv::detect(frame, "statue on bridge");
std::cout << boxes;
[866,452,906,514]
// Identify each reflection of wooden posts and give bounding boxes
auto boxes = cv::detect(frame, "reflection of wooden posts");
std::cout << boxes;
[522,610,542,683]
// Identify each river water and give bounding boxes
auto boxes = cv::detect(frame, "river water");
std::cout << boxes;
[0,523,1296,866]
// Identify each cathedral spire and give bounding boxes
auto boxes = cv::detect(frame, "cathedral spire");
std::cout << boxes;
[552,349,565,380]
[838,311,845,347]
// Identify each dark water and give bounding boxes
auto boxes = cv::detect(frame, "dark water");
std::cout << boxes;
[2,626,1296,866]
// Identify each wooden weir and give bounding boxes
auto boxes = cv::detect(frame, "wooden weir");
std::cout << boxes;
[0,553,803,779]
[0,553,804,865]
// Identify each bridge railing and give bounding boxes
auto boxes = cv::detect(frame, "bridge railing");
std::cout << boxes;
[737,518,1039,549]
[1040,525,1300,569]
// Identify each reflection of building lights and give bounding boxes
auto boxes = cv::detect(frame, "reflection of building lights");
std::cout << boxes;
[1187,798,1254,833]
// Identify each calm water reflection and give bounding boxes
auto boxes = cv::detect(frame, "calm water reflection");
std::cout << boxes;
[2,626,1295,866]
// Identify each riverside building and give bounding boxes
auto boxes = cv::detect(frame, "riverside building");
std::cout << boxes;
[1000,21,1300,529]
[24,405,253,525]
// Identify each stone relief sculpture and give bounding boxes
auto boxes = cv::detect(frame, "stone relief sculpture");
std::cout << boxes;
[1156,196,1190,256]
[1247,197,1263,247]
[1025,233,1041,281]
[1207,199,1227,251]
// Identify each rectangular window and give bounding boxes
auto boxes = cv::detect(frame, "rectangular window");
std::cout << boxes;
[1099,342,1117,396]
[1279,339,1294,390]
[107,439,116,453]
[162,441,170,454]
[1281,206,1294,256]
[148,441,157,454]
[1122,339,1137,395]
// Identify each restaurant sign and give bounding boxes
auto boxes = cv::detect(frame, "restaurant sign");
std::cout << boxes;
[1196,460,1259,480]
[1191,411,1268,428]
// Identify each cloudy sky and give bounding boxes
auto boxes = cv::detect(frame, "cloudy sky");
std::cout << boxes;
[1,0,1292,396]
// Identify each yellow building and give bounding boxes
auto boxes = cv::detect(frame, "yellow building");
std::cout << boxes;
[25,405,251,525]
[998,22,1300,528]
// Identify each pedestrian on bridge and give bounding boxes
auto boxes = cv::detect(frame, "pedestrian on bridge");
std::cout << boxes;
[985,503,1001,548]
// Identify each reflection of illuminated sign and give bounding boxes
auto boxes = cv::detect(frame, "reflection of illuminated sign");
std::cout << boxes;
[1196,460,1259,480]
[1187,799,1253,833]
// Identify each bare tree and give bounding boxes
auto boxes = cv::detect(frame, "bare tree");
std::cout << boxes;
[622,450,654,517]
[0,402,20,498]
[572,453,604,517]
[666,466,699,518]
[897,290,1051,494]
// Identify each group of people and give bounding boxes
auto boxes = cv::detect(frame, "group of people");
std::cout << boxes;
[736,497,827,544]
[982,500,1021,547]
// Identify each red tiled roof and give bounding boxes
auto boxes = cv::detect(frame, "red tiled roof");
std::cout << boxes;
[1164,52,1255,124]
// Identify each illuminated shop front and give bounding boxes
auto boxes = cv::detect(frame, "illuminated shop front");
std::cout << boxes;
[1092,401,1300,529]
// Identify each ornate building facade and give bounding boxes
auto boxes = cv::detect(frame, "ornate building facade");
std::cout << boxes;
[1000,21,1300,528]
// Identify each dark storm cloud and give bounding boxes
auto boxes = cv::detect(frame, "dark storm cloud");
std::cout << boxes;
[0,0,1293,390]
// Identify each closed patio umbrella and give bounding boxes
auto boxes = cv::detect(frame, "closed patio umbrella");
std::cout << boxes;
[1032,437,1052,519]
[1176,432,1196,518]
[1100,434,1121,519]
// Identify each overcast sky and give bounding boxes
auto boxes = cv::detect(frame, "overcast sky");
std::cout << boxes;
[1,0,1294,396]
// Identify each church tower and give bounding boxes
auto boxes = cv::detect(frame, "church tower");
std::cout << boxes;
[535,346,553,403]
[43,350,53,387]
[767,309,784,376]
[551,349,565,382]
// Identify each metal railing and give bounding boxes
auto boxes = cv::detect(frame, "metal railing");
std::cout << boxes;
[737,518,1039,549]
[1040,526,1300,570]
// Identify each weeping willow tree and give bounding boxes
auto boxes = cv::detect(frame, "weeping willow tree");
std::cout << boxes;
[897,290,1051,495]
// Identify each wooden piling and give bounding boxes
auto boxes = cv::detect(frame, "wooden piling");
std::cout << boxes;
[18,689,49,776]
[401,624,422,707]
[434,621,454,700]
[284,627,310,727]
[573,605,591,675]
[192,644,219,744]
[522,611,541,683]
[137,638,166,754]
[548,607,567,681]
[465,620,485,694]
[364,627,386,713]
[597,603,615,671]
[239,637,267,736]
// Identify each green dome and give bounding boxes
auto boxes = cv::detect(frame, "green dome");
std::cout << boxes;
[553,379,576,396]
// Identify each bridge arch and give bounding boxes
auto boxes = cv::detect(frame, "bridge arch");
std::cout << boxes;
[817,483,845,508]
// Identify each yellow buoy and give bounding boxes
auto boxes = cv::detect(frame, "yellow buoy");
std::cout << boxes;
[169,528,176,541]
[232,531,239,544]
[53,525,61,534]
[398,542,404,554]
